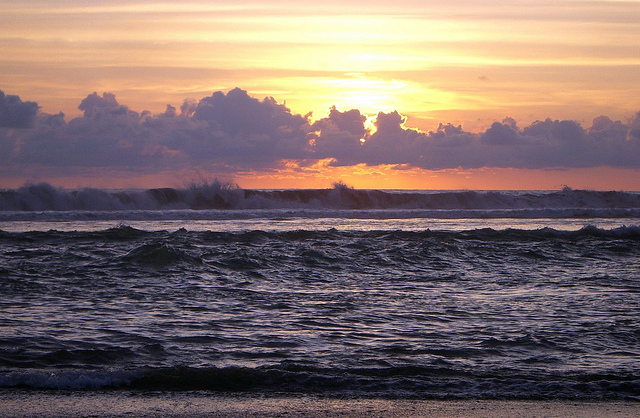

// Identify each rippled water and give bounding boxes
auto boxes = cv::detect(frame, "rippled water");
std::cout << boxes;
[1,218,639,399]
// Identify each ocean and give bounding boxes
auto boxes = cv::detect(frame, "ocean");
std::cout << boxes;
[1,183,639,400]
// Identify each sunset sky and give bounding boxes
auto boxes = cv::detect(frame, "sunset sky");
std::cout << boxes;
[1,0,639,190]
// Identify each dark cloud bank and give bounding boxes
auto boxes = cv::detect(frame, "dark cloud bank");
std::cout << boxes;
[1,88,639,176]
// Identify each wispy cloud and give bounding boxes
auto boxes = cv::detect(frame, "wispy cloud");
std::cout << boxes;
[2,0,638,129]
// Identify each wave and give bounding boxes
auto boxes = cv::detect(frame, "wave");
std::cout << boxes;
[1,183,639,215]
[120,243,202,266]
[2,365,639,400]
[1,224,639,243]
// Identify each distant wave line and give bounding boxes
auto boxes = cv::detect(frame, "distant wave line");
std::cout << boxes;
[1,182,640,213]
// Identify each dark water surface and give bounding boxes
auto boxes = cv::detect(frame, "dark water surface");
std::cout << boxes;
[1,222,640,399]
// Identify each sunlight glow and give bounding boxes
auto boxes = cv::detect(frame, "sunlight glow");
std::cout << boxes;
[319,76,406,114]
[1,0,639,190]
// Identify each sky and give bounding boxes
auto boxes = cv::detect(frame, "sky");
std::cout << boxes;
[1,0,639,190]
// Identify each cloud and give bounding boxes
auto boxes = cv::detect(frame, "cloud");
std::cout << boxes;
[78,92,121,118]
[17,92,163,168]
[310,106,366,165]
[629,112,640,141]
[7,89,315,173]
[482,120,520,145]
[361,111,425,166]
[345,113,640,170]
[187,87,311,165]
[1,87,640,181]
[0,90,39,129]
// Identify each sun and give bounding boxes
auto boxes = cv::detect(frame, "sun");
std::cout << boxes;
[320,74,407,115]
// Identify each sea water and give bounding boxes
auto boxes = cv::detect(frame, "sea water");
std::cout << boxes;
[1,185,639,399]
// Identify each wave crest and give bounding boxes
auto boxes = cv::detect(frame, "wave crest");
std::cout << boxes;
[2,183,639,213]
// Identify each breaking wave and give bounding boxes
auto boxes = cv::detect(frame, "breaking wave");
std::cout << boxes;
[2,365,639,400]
[1,183,639,219]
